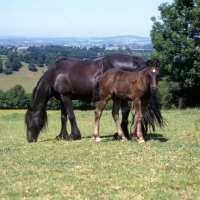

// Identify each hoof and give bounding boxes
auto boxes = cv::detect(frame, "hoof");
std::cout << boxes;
[55,136,60,140]
[118,136,127,141]
[68,134,81,140]
[138,139,145,143]
[131,136,137,141]
[95,137,101,142]
[113,133,118,140]
[55,135,67,141]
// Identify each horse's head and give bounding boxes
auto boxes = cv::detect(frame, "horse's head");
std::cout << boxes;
[25,104,47,143]
[146,60,160,94]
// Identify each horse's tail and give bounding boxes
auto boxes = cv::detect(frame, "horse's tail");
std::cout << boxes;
[141,95,165,134]
[92,76,101,102]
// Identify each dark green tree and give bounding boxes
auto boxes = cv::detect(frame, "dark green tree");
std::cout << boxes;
[0,59,3,73]
[7,85,28,108]
[150,0,200,108]
[28,63,38,72]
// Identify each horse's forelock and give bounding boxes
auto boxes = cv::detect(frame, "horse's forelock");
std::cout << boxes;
[24,108,48,131]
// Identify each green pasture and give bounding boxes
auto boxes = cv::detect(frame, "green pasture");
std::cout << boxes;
[0,60,48,93]
[0,109,200,199]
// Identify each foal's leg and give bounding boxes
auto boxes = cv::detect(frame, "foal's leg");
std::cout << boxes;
[120,100,131,139]
[55,102,69,140]
[112,99,127,141]
[131,102,146,139]
[60,95,81,140]
[130,99,145,143]
[93,99,107,142]
[130,104,137,141]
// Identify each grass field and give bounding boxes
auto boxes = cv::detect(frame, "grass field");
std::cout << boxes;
[0,59,48,93]
[0,109,200,199]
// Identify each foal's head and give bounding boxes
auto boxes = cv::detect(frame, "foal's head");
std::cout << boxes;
[146,60,160,94]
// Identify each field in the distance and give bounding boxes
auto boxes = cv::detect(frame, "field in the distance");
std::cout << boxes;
[0,109,200,199]
[0,59,48,93]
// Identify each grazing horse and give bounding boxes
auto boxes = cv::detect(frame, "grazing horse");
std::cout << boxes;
[92,60,160,143]
[25,53,164,143]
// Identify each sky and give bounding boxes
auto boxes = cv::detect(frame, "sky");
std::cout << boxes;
[0,0,173,38]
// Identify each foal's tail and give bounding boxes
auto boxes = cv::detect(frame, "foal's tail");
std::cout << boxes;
[92,76,101,102]
[137,95,165,134]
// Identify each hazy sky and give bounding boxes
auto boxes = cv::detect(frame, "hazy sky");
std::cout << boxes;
[0,0,173,37]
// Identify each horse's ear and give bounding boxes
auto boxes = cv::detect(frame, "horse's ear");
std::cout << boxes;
[27,104,32,111]
[156,60,160,68]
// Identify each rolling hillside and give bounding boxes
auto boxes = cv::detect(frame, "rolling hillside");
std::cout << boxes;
[0,61,48,93]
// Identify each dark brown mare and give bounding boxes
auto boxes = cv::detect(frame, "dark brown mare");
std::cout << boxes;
[92,60,160,143]
[25,53,164,143]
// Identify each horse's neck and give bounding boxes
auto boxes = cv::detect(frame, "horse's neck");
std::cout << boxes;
[31,84,51,111]
[137,70,150,89]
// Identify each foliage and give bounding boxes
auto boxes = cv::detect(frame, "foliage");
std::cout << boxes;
[0,85,28,109]
[7,85,28,109]
[150,0,200,108]
[28,63,38,72]
[0,83,113,110]
[0,58,3,73]
[3,67,13,75]
[0,109,200,199]
[3,51,22,74]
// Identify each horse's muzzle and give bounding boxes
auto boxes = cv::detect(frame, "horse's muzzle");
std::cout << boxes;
[150,86,158,94]
[27,137,37,143]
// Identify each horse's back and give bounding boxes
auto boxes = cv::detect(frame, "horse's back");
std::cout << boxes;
[51,57,103,100]
[102,53,146,72]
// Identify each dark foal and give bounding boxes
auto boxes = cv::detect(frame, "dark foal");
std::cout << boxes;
[93,60,160,143]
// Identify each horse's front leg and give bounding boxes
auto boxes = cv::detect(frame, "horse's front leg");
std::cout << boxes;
[112,99,127,141]
[130,99,145,143]
[60,95,81,140]
[93,100,107,142]
[120,100,130,139]
[55,101,69,140]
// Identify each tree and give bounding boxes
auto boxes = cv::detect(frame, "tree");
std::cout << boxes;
[0,59,3,73]
[7,85,28,108]
[28,63,38,72]
[150,0,200,108]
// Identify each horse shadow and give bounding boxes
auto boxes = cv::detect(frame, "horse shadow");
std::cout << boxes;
[38,132,168,143]
[144,133,168,142]
[83,132,168,143]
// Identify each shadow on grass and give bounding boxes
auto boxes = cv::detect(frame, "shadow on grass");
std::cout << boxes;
[145,133,168,142]
[38,133,168,143]
[83,132,168,143]
[38,138,55,142]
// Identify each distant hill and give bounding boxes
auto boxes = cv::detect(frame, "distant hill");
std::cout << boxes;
[0,62,48,93]
[0,35,152,47]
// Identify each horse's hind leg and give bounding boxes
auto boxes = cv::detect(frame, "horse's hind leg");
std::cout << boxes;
[112,99,127,141]
[93,99,107,142]
[56,101,69,140]
[61,95,81,140]
[120,101,130,139]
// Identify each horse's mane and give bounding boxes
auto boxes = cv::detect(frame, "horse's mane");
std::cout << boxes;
[29,70,50,131]
[31,70,48,104]
[132,56,147,71]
